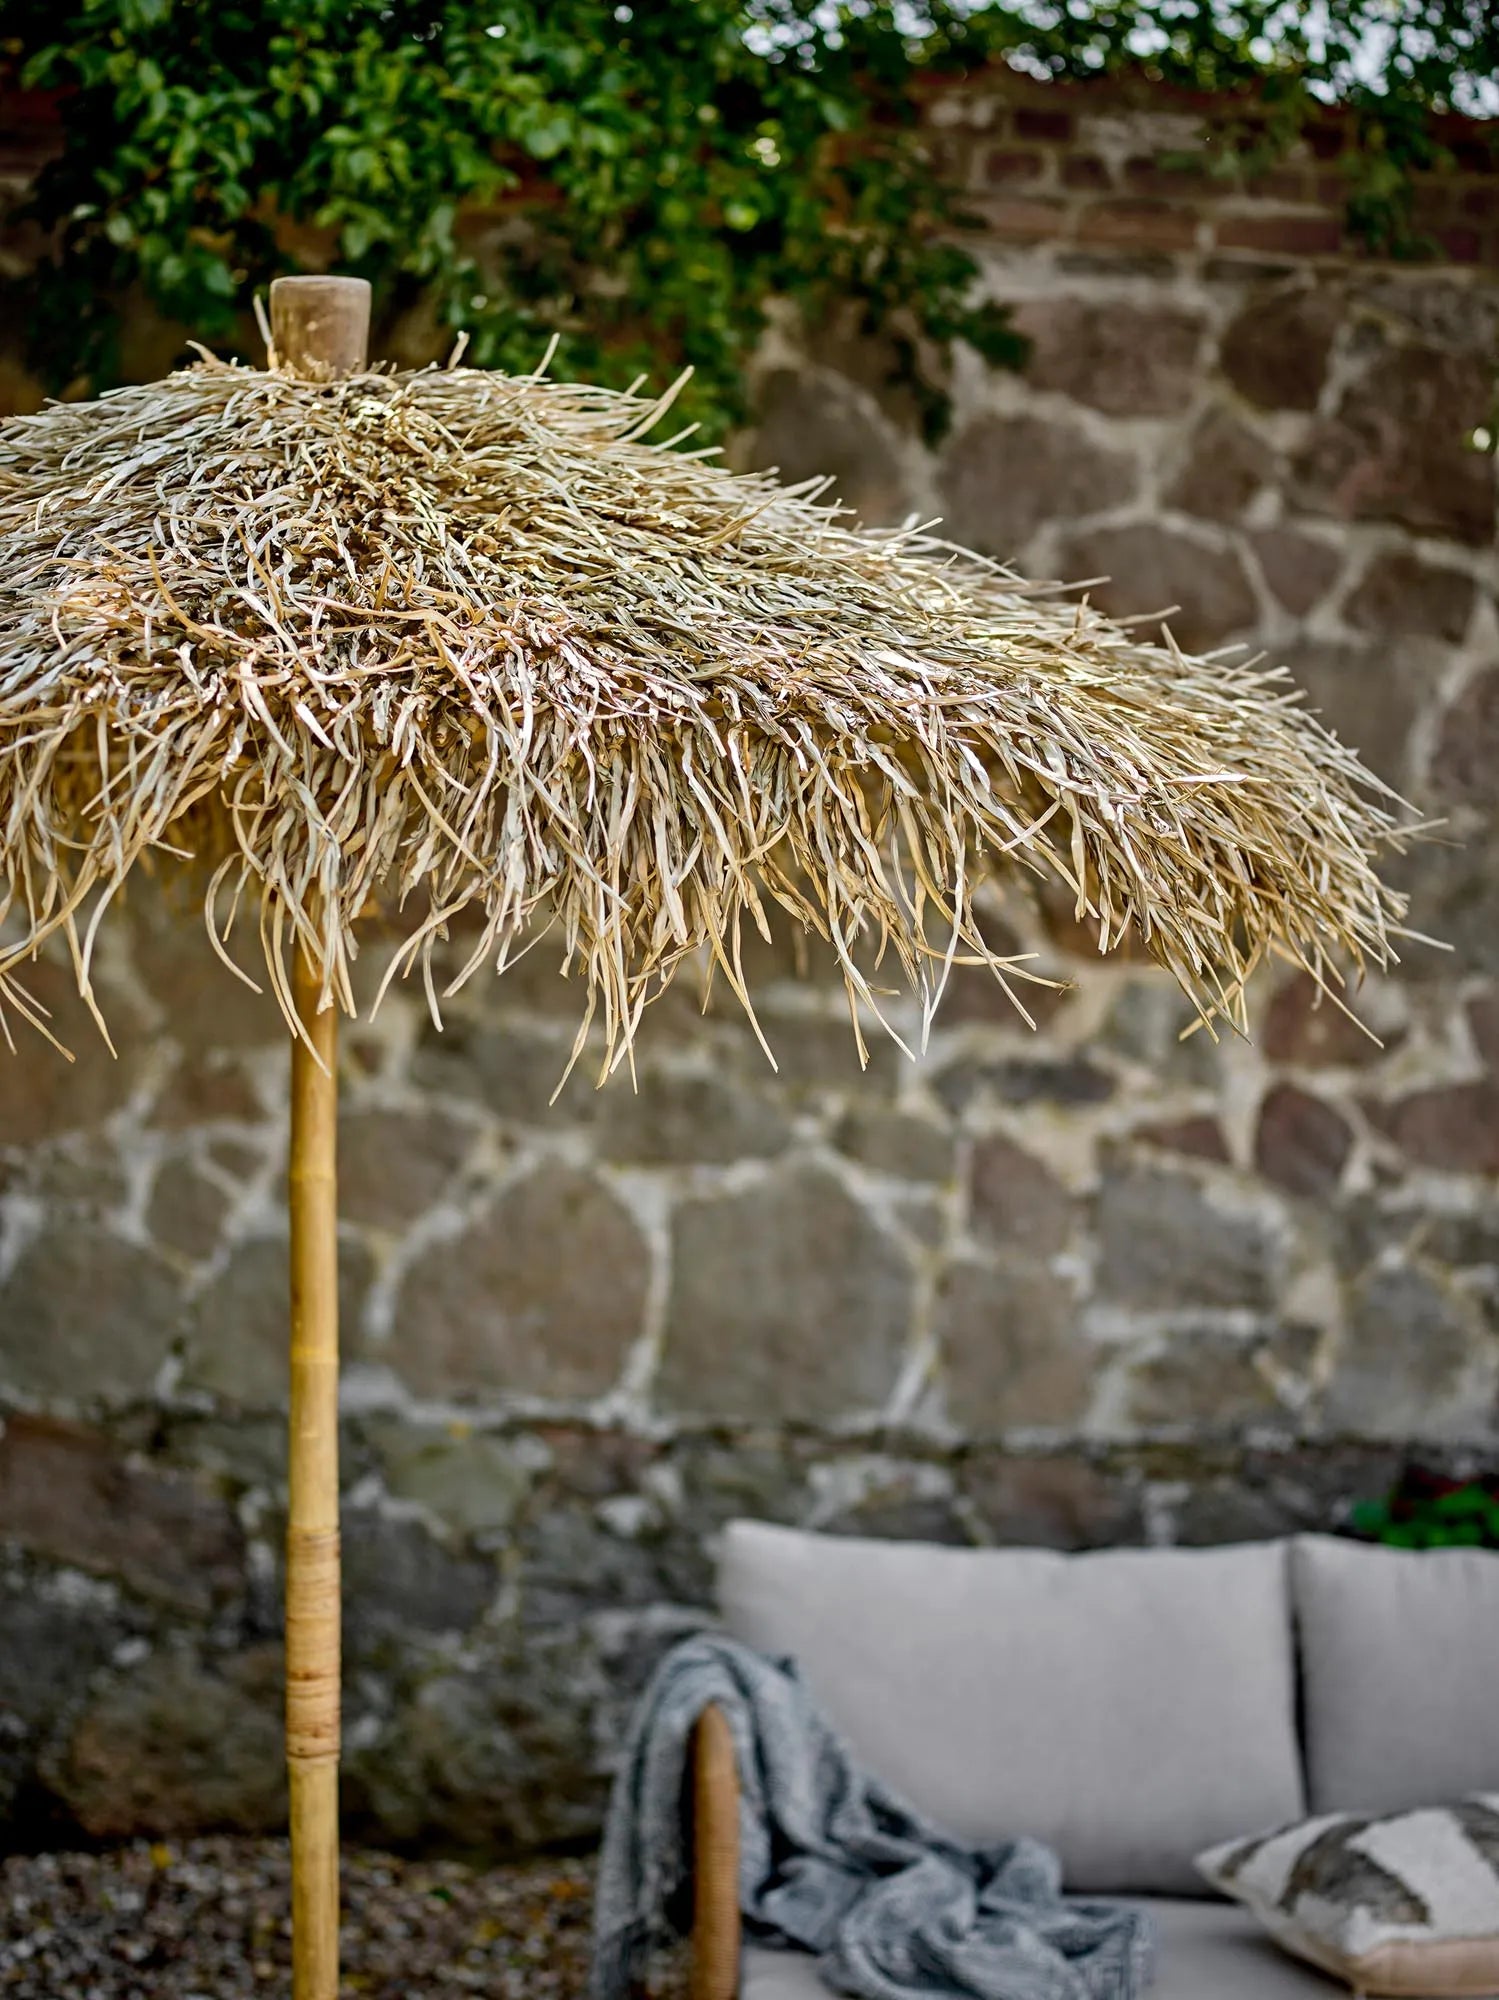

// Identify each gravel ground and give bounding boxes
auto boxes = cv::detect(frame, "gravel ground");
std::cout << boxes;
[0,1838,688,1999]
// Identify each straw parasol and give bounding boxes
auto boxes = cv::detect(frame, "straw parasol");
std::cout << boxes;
[0,277,1411,1997]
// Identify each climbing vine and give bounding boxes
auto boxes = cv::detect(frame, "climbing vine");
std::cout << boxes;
[5,1,1496,433]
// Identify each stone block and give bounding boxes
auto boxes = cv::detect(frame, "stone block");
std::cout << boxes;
[968,1135,1075,1254]
[515,1500,703,1627]
[1263,972,1391,1066]
[147,1052,262,1130]
[409,1017,597,1125]
[982,196,1071,244]
[1167,1478,1312,1546]
[1415,1207,1499,1275]
[1367,1081,1499,1175]
[186,1232,373,1403]
[736,1010,900,1093]
[160,1412,288,1491]
[960,1451,1145,1548]
[985,149,1045,186]
[1345,550,1477,642]
[0,960,146,1148]
[745,366,914,526]
[834,1106,957,1183]
[130,895,280,1052]
[673,1433,810,1535]
[528,1423,658,1504]
[1120,1324,1314,1428]
[0,1416,242,1612]
[1132,1115,1230,1163]
[1279,638,1425,792]
[344,1635,608,1852]
[1216,215,1343,257]
[1054,522,1257,652]
[1062,155,1111,191]
[596,1068,790,1166]
[938,411,1137,559]
[1432,668,1499,812]
[935,955,1071,1030]
[5,1147,128,1213]
[376,1423,537,1537]
[820,1492,974,1545]
[43,1643,286,1838]
[1470,991,1499,1068]
[1292,344,1496,545]
[1165,407,1276,520]
[341,1508,494,1651]
[0,1580,122,1825]
[933,1053,1114,1117]
[0,1229,182,1400]
[1010,297,1204,415]
[336,1105,473,1230]
[1219,284,1342,408]
[658,1165,913,1420]
[1101,979,1224,1085]
[1255,1083,1354,1197]
[1350,276,1499,352]
[1158,1440,1415,1544]
[390,1165,650,1400]
[1323,1264,1496,1439]
[1386,828,1499,979]
[1014,107,1073,142]
[1249,526,1343,616]
[1095,1166,1279,1312]
[935,1255,1093,1430]
[146,1157,233,1262]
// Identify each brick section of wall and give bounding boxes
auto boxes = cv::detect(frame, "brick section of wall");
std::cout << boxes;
[921,74,1499,270]
[0,67,1496,1854]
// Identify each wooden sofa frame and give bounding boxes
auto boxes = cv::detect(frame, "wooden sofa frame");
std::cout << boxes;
[692,1705,742,2000]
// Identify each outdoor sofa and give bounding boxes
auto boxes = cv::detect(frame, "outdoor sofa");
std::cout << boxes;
[686,1520,1499,1999]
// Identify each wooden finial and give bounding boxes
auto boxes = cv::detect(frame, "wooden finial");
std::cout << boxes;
[269,275,372,380]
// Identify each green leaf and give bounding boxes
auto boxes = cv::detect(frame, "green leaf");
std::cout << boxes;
[14,0,1497,417]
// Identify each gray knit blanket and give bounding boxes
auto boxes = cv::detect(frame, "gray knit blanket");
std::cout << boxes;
[593,1633,1154,2000]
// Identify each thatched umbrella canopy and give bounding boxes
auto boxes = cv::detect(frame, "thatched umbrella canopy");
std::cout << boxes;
[0,279,1410,1997]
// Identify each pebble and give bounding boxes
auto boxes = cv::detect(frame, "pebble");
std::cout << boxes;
[0,1836,688,1999]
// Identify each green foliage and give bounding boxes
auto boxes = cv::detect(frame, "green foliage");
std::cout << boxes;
[1349,1471,1499,1550]
[989,0,1498,256]
[5,1,1496,434]
[8,0,1030,435]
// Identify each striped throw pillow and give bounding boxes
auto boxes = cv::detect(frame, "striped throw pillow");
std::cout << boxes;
[1198,1796,1499,1997]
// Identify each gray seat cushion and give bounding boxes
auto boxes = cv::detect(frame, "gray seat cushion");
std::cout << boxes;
[741,1900,1343,1999]
[718,1521,1304,1895]
[1293,1534,1499,1814]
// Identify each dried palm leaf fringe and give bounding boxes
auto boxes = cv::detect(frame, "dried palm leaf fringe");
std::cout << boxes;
[0,353,1419,1075]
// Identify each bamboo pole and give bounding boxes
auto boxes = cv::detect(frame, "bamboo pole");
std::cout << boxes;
[691,1705,742,2000]
[273,273,370,2000]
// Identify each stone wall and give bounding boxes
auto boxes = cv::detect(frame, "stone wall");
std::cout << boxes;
[0,73,1497,1854]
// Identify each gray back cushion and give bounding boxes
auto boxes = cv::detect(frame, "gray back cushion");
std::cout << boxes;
[1292,1535,1499,1814]
[718,1520,1305,1895]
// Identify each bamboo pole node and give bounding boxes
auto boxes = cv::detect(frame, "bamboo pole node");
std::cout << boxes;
[285,1525,342,1764]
